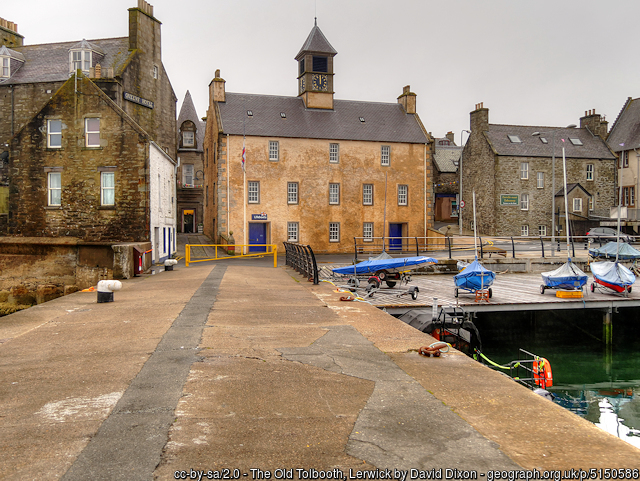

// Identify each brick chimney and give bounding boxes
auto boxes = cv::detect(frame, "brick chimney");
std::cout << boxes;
[210,69,226,103]
[445,132,455,144]
[397,85,416,114]
[0,17,24,48]
[580,109,608,139]
[470,102,489,134]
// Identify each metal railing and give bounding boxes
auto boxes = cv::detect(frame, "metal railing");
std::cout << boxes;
[283,242,319,284]
[185,244,277,267]
[352,235,628,260]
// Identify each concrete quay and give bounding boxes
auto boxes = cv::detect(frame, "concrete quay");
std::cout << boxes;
[0,240,639,479]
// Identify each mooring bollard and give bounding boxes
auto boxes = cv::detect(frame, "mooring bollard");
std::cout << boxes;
[164,259,178,271]
[97,280,122,303]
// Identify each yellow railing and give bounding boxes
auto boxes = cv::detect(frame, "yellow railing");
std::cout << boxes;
[185,244,277,268]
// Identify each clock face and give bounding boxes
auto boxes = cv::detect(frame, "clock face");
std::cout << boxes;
[299,76,305,93]
[312,74,328,92]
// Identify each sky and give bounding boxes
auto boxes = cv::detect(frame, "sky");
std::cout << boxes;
[3,0,640,144]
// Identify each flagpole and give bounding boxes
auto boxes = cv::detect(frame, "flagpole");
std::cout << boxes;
[242,122,247,255]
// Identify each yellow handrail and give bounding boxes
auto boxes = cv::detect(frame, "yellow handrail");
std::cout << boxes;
[185,244,277,268]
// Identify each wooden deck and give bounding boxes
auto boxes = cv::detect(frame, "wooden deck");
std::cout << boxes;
[320,265,640,315]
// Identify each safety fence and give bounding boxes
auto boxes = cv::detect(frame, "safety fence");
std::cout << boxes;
[353,235,628,260]
[185,244,277,267]
[283,242,319,284]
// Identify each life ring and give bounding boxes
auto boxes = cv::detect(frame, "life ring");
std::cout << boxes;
[533,357,553,389]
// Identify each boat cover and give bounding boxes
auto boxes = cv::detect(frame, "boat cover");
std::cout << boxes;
[332,256,437,276]
[454,258,495,291]
[591,261,636,288]
[541,261,588,289]
[589,242,640,260]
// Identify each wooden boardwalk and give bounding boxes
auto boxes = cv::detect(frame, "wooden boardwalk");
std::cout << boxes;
[320,264,640,315]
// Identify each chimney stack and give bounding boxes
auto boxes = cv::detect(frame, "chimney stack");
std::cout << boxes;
[470,102,489,135]
[211,69,226,103]
[580,109,608,139]
[445,132,455,144]
[397,85,416,114]
[0,17,24,48]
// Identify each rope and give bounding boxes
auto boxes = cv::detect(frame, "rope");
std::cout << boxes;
[477,351,519,370]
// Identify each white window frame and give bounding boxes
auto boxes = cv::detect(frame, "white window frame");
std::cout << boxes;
[538,225,547,237]
[329,222,340,242]
[381,145,390,166]
[329,183,340,205]
[183,164,194,187]
[520,193,529,210]
[329,143,339,163]
[521,225,529,237]
[586,164,594,181]
[1,56,9,78]
[101,172,115,206]
[48,172,61,206]
[363,184,373,205]
[269,141,279,161]
[183,131,195,148]
[363,222,373,241]
[520,162,529,180]
[589,196,594,211]
[631,187,636,207]
[287,222,299,242]
[537,172,544,189]
[398,185,408,206]
[85,118,100,147]
[248,181,260,203]
[70,49,91,73]
[573,198,582,213]
[47,119,62,148]
[287,182,298,204]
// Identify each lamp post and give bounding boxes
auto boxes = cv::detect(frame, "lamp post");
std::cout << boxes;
[532,124,576,254]
[459,129,471,235]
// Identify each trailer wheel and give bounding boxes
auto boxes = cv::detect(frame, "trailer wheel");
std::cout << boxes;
[368,277,380,289]
[386,281,397,288]
[540,285,546,295]
[454,288,459,298]
[375,270,388,281]
[411,287,419,300]
[590,283,595,293]
[627,286,632,294]
[488,288,493,298]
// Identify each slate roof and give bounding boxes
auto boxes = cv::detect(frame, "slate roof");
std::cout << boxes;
[178,90,206,152]
[555,183,591,198]
[484,124,615,160]
[0,37,131,85]
[295,23,337,59]
[217,93,428,144]
[0,45,25,62]
[433,145,461,173]
[606,97,640,153]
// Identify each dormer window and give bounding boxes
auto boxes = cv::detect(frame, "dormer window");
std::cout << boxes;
[68,39,104,75]
[181,120,196,148]
[183,131,195,147]
[1,56,9,78]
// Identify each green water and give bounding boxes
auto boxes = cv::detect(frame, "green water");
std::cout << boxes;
[475,307,640,449]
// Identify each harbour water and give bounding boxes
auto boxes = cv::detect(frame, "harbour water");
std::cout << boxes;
[475,307,640,450]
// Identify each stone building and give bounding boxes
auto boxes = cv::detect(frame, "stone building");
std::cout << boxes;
[177,90,205,233]
[606,98,640,234]
[203,23,433,254]
[431,132,461,223]
[462,104,616,237]
[0,1,177,299]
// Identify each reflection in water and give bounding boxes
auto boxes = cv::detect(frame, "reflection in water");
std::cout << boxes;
[475,307,640,450]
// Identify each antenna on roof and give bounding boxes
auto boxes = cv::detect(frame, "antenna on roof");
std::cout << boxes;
[314,0,317,26]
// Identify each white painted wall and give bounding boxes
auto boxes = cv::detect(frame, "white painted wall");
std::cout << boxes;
[149,142,177,263]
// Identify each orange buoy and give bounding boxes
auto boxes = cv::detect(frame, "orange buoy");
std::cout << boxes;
[533,357,553,389]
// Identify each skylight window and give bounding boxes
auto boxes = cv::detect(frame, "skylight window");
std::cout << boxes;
[508,135,522,143]
[280,112,286,118]
[247,110,253,117]
[540,137,548,144]
[359,117,365,123]
[569,138,583,146]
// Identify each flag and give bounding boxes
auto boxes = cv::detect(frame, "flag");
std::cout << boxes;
[242,139,246,172]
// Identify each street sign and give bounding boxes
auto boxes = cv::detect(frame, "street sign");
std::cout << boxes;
[459,200,465,209]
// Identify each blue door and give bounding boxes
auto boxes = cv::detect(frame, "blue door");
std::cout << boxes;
[389,223,403,251]
[249,223,267,252]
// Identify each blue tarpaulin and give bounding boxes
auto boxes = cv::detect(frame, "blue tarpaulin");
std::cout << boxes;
[541,261,587,289]
[454,258,495,291]
[589,242,640,260]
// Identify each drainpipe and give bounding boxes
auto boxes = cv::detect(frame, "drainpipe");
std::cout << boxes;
[424,143,427,241]
[226,133,230,241]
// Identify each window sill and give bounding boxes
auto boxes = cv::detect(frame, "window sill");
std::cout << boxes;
[82,146,103,151]
[99,206,116,210]
[46,148,63,151]
[45,206,62,210]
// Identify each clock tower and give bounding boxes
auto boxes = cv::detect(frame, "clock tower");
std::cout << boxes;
[295,20,337,110]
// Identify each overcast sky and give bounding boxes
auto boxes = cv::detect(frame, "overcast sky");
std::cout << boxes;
[4,0,639,144]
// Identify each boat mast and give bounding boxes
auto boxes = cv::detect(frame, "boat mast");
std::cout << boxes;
[616,176,623,264]
[561,143,571,261]
[473,189,478,258]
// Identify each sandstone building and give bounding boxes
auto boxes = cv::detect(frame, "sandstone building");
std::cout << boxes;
[0,1,177,300]
[462,104,616,237]
[203,23,433,254]
[432,132,461,223]
[177,91,205,233]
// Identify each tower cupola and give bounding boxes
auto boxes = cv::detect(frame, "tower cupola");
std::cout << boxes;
[295,20,337,109]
